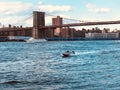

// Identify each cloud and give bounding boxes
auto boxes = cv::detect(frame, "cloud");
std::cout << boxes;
[88,8,110,13]
[59,14,70,19]
[38,1,43,4]
[0,2,33,15]
[86,3,96,9]
[45,16,53,25]
[86,3,110,13]
[0,1,72,26]
[38,5,72,12]
[0,15,33,27]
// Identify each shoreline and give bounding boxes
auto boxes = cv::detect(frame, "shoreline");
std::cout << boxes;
[46,38,120,41]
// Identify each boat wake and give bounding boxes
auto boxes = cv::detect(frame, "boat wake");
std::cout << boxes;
[75,49,120,56]
[75,51,99,55]
[26,37,46,43]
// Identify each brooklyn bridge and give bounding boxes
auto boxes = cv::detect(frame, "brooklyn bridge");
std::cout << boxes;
[0,11,120,39]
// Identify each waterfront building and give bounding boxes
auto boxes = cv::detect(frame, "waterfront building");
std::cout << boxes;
[74,30,85,38]
[85,33,106,39]
[69,28,75,38]
[85,30,119,39]
[52,16,63,37]
[60,27,75,38]
[52,16,63,25]
[61,27,69,38]
[107,32,119,39]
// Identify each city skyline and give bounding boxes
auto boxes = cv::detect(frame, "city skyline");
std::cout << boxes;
[0,0,120,30]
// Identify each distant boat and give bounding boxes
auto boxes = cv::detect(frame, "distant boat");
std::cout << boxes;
[62,51,75,58]
[26,37,46,43]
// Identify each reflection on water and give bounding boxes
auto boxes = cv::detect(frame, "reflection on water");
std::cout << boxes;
[0,41,120,90]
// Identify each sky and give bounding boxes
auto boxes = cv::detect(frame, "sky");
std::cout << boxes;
[0,0,120,30]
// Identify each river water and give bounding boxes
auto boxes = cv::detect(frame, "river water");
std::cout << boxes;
[0,40,120,90]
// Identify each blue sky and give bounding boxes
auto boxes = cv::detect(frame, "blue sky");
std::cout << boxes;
[0,0,120,30]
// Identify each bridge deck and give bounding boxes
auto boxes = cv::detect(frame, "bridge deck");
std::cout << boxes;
[40,20,120,29]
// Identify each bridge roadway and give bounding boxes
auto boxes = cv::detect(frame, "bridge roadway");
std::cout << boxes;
[40,20,120,29]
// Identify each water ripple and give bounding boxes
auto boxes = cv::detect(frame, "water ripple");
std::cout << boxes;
[0,41,120,90]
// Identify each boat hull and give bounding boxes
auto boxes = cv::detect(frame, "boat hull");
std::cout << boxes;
[62,53,70,57]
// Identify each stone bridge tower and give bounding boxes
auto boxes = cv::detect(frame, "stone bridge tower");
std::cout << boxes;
[32,11,45,39]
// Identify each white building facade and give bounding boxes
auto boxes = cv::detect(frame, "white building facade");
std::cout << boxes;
[85,30,119,39]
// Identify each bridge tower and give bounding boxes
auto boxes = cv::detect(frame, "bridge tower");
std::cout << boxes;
[32,11,45,39]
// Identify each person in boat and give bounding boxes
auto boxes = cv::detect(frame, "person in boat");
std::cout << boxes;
[66,51,75,54]
[66,50,70,53]
[72,51,75,54]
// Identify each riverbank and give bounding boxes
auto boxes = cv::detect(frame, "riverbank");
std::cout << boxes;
[46,37,120,41]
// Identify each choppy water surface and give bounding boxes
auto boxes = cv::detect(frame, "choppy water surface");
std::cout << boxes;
[0,40,120,90]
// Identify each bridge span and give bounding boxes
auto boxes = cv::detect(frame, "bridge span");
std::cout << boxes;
[40,20,120,29]
[0,11,120,39]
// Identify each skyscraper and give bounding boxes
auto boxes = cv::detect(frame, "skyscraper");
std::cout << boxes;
[52,16,63,37]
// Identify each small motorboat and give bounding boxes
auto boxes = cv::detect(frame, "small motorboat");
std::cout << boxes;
[62,51,75,58]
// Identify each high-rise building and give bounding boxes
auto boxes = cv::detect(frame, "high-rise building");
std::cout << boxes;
[52,16,63,26]
[52,16,63,37]
[61,27,69,38]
